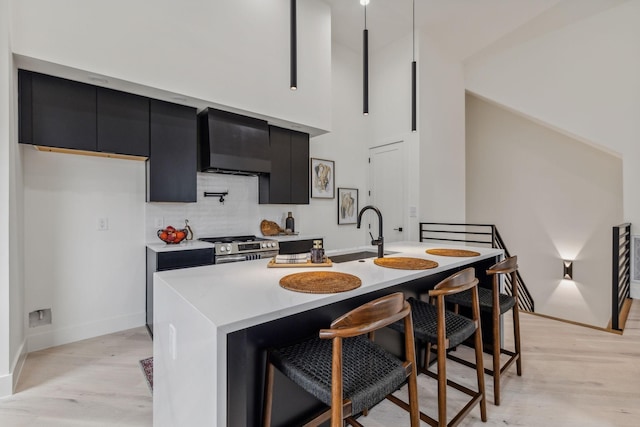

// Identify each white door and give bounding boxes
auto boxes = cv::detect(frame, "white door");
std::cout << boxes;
[368,142,405,243]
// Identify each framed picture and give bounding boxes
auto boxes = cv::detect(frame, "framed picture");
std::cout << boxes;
[337,188,358,225]
[311,158,335,199]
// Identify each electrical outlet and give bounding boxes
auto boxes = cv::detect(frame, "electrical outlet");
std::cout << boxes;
[154,217,164,228]
[98,217,109,231]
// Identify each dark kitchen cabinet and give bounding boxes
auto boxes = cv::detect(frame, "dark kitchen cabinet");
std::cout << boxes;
[259,126,309,204]
[146,246,215,336]
[147,100,197,202]
[19,70,150,157]
[20,70,96,151]
[97,87,149,157]
[278,238,323,255]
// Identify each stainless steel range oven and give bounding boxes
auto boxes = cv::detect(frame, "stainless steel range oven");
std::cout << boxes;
[199,235,279,264]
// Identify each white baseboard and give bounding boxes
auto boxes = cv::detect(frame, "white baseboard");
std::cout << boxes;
[0,373,12,399]
[630,281,640,299]
[0,338,27,399]
[27,312,145,353]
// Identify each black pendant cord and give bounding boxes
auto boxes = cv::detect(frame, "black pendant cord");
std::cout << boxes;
[363,4,369,115]
[290,0,297,90]
[411,0,417,132]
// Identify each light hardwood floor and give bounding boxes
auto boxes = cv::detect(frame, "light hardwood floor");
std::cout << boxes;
[1,301,639,426]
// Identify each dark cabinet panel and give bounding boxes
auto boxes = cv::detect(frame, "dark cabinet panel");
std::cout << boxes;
[97,88,149,157]
[289,130,310,204]
[259,126,309,204]
[28,71,97,151]
[19,70,150,158]
[278,238,322,255]
[148,100,197,202]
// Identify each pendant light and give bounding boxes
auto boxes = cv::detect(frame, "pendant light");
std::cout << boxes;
[411,0,417,132]
[290,0,297,90]
[362,0,369,115]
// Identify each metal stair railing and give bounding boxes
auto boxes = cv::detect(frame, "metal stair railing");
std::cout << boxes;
[419,222,535,312]
[611,223,631,331]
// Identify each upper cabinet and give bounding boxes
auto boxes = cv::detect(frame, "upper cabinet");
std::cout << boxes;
[148,100,197,203]
[259,126,309,205]
[97,88,150,157]
[18,70,150,158]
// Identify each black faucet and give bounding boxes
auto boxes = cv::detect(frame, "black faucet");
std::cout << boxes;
[357,205,384,258]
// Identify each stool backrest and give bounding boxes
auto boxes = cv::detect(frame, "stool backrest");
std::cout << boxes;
[429,267,481,349]
[319,292,410,339]
[318,292,418,427]
[487,255,519,300]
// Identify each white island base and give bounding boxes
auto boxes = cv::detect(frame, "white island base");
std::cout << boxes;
[153,242,503,426]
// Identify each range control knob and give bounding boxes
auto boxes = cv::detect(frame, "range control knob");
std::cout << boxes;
[219,246,227,252]
[270,242,276,248]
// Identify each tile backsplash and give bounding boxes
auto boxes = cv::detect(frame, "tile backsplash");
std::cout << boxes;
[145,173,289,242]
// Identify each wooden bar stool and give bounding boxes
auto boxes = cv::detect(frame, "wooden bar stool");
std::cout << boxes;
[446,256,522,405]
[388,267,487,427]
[262,292,420,427]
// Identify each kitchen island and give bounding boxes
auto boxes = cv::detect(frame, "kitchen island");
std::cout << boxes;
[152,241,503,427]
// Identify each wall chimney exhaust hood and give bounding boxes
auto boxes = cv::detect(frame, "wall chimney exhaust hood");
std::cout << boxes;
[198,108,271,175]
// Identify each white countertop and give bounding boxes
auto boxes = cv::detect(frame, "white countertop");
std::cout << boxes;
[152,241,503,427]
[154,241,503,334]
[146,240,215,253]
[262,234,324,242]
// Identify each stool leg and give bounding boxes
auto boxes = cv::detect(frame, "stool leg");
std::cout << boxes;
[474,323,487,421]
[513,305,522,376]
[437,342,447,427]
[263,361,275,427]
[493,306,501,405]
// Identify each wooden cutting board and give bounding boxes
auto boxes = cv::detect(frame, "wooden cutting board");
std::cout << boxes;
[426,248,481,257]
[373,257,438,270]
[279,271,361,294]
[267,258,333,268]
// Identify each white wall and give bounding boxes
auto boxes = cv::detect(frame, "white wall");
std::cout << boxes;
[11,0,332,135]
[464,1,640,297]
[23,149,146,351]
[466,94,623,326]
[1,0,26,398]
[0,0,12,396]
[418,36,466,223]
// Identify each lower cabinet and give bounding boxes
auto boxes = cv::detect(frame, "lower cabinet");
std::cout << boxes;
[146,247,214,336]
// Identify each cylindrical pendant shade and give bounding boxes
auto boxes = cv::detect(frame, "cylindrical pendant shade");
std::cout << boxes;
[290,0,297,90]
[363,29,369,115]
[411,61,416,132]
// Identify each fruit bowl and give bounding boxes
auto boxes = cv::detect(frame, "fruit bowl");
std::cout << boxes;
[157,226,188,244]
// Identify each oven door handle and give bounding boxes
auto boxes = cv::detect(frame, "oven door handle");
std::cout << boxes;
[215,255,248,264]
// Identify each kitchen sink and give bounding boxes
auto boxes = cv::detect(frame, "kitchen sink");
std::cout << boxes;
[330,251,397,263]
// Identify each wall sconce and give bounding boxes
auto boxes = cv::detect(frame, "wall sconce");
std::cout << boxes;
[563,260,573,280]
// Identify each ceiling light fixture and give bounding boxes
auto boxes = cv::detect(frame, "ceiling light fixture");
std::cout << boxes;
[290,0,297,90]
[411,0,417,132]
[363,0,369,115]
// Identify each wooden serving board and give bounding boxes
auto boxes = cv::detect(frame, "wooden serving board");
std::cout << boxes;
[426,248,481,257]
[267,258,333,268]
[279,271,361,294]
[373,257,438,270]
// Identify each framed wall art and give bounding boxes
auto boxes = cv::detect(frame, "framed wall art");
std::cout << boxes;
[311,158,335,199]
[337,188,358,225]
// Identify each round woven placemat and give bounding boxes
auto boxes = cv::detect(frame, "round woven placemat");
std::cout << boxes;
[373,257,438,270]
[426,248,481,257]
[279,271,362,294]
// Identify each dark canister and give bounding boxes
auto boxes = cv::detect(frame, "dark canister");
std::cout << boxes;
[310,240,324,263]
